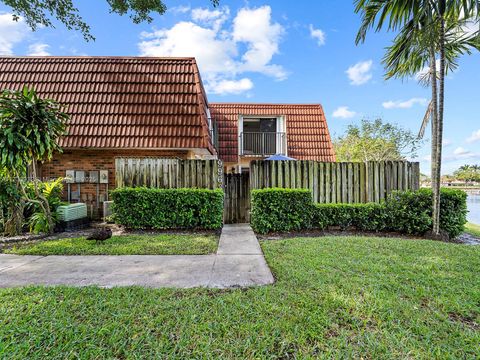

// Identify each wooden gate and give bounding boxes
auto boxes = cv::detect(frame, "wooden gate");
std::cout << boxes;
[224,173,250,224]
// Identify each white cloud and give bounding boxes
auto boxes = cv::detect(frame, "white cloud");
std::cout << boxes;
[332,106,356,119]
[139,21,236,75]
[0,13,28,55]
[454,147,469,155]
[232,6,286,80]
[171,5,191,14]
[139,5,286,95]
[309,24,325,46]
[208,78,254,95]
[191,7,229,31]
[27,43,50,56]
[346,60,373,85]
[466,129,480,143]
[192,7,226,22]
[443,147,480,161]
[415,59,441,82]
[382,97,428,109]
[443,139,453,147]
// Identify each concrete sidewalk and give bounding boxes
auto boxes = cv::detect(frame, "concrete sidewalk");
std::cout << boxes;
[0,224,274,289]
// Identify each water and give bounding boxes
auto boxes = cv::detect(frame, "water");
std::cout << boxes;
[467,193,480,225]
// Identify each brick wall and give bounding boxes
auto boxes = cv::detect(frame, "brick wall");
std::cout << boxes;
[40,149,190,218]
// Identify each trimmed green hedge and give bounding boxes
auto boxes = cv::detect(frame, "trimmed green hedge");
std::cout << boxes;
[314,203,387,232]
[111,188,224,230]
[251,188,467,238]
[385,188,468,238]
[251,188,313,233]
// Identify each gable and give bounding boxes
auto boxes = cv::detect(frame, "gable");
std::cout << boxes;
[209,103,336,162]
[0,56,215,153]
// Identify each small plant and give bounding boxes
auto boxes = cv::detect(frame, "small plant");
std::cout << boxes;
[25,178,64,234]
[28,211,51,234]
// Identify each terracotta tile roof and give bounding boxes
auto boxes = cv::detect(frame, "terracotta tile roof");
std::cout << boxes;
[209,103,336,163]
[0,56,215,153]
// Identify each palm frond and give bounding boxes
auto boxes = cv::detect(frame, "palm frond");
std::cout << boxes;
[418,101,433,138]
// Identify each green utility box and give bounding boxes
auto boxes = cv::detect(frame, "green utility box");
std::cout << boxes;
[56,203,88,222]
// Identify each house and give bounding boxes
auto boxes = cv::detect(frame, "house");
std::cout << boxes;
[0,56,335,213]
[210,103,335,173]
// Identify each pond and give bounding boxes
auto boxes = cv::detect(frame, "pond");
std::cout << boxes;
[467,193,480,225]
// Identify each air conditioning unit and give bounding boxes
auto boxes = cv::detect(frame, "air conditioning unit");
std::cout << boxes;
[56,203,88,222]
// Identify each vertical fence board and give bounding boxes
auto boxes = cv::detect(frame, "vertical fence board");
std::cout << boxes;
[115,158,223,190]
[247,160,420,205]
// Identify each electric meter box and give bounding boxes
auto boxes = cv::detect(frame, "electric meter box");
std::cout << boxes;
[99,170,109,184]
[65,170,75,184]
[89,170,99,183]
[75,171,86,183]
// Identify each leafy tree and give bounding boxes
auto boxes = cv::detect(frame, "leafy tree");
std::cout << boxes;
[333,118,422,162]
[0,87,69,235]
[454,164,480,182]
[354,0,480,235]
[1,0,220,41]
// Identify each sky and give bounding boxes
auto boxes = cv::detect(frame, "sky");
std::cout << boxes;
[0,0,479,175]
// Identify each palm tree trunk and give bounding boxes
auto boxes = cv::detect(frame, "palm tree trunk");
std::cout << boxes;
[433,12,446,235]
[429,46,440,235]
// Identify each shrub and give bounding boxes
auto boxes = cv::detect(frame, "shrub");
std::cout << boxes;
[386,188,467,238]
[251,188,313,234]
[250,188,467,238]
[437,188,468,239]
[25,178,64,234]
[314,203,387,232]
[111,187,224,230]
[384,190,432,236]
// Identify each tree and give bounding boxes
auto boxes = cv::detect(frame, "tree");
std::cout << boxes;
[1,0,219,41]
[0,87,69,235]
[454,164,480,182]
[354,0,479,235]
[333,118,422,162]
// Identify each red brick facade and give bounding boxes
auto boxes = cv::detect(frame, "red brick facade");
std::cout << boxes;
[40,149,189,217]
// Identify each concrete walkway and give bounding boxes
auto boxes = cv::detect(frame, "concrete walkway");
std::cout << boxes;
[0,224,274,289]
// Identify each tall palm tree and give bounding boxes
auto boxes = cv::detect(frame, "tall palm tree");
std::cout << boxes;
[355,0,479,236]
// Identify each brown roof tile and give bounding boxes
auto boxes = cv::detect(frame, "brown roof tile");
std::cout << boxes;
[0,56,215,153]
[210,103,335,163]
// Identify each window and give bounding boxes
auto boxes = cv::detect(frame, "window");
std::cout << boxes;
[240,117,286,156]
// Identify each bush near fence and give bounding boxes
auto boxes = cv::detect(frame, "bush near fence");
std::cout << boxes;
[111,188,224,230]
[251,188,467,238]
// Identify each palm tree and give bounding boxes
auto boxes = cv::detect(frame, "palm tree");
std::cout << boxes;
[355,0,480,236]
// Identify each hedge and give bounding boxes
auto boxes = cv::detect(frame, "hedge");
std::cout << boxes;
[385,188,468,238]
[251,188,467,238]
[250,188,313,233]
[111,187,224,230]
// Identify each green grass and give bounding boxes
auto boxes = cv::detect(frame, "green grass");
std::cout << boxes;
[1,236,479,359]
[3,234,218,255]
[465,222,480,237]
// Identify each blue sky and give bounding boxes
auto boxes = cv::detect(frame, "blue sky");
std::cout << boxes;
[1,0,479,174]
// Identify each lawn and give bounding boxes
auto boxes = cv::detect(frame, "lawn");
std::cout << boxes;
[3,233,219,255]
[465,222,480,237]
[1,236,479,359]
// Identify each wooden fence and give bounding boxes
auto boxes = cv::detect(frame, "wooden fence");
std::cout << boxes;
[115,158,223,189]
[250,160,420,203]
